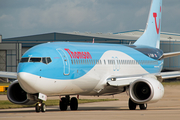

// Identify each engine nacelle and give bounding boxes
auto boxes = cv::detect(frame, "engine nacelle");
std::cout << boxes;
[7,80,37,105]
[129,78,164,104]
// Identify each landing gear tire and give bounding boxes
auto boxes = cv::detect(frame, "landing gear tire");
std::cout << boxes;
[128,98,137,110]
[139,103,147,110]
[60,97,68,111]
[70,97,78,110]
[35,103,46,112]
[41,103,46,112]
[35,103,41,112]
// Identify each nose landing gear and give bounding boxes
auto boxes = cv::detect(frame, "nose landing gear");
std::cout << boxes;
[35,101,46,112]
[35,93,47,112]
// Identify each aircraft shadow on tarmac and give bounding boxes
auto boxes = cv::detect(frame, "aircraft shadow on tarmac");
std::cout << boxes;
[1,106,180,113]
[0,106,119,113]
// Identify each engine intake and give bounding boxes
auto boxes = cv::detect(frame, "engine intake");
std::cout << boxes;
[133,82,152,100]
[7,80,37,105]
[129,78,164,104]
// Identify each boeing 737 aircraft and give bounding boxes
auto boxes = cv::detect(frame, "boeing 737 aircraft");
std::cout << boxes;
[1,0,180,112]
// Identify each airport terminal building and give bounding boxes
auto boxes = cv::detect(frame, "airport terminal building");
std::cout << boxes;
[1,29,180,72]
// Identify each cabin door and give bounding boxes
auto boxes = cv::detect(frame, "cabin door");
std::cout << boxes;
[56,48,70,75]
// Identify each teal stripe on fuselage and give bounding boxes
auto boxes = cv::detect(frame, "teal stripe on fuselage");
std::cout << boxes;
[18,42,163,80]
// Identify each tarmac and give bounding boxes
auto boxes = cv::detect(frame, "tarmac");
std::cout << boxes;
[0,85,180,120]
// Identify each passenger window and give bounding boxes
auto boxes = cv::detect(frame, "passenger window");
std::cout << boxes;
[71,60,73,64]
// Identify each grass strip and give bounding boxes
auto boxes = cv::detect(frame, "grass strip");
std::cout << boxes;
[0,99,118,109]
[0,92,7,95]
[162,81,180,86]
[0,83,10,86]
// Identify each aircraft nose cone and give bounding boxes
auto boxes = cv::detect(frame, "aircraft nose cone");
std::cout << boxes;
[18,72,38,94]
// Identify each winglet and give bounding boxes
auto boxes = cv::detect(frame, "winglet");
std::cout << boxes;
[134,0,162,49]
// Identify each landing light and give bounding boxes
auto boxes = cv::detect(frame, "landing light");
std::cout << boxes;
[111,78,116,81]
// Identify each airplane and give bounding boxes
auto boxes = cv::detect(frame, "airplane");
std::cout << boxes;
[1,0,180,112]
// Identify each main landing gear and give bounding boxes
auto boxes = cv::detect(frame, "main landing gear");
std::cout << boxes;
[128,98,147,110]
[60,95,78,111]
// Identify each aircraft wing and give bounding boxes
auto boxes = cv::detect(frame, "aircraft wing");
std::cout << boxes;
[107,71,180,87]
[160,71,180,80]
[0,71,17,79]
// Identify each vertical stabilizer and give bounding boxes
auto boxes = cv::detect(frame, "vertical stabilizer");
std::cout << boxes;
[134,0,162,48]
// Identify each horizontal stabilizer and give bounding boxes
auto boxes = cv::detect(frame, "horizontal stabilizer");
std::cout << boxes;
[159,51,180,60]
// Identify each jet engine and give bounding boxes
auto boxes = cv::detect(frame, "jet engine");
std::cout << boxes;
[7,80,37,105]
[129,77,164,104]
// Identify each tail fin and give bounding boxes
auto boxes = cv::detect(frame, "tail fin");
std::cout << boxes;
[134,0,162,48]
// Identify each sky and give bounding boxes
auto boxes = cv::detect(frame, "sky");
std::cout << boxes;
[0,0,180,39]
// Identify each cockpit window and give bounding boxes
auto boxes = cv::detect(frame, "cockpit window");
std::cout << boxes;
[42,58,46,64]
[42,57,52,64]
[47,57,52,63]
[20,57,29,62]
[30,58,41,62]
[20,57,52,64]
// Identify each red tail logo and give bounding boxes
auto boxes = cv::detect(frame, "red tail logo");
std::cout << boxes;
[153,7,161,34]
